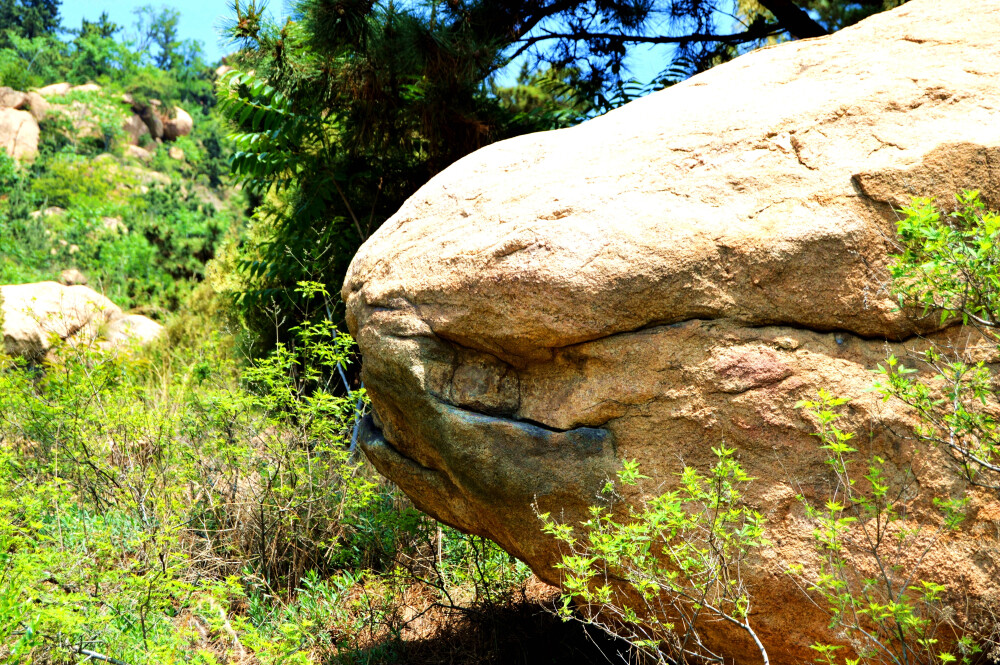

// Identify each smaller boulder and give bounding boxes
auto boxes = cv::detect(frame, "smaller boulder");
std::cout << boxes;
[122,114,149,145]
[1,282,164,360]
[59,269,87,286]
[104,315,164,348]
[101,216,128,234]
[72,83,101,94]
[0,87,27,109]
[0,108,39,162]
[162,107,193,141]
[23,92,48,121]
[214,64,233,78]
[168,146,184,160]
[29,206,66,219]
[1,282,122,360]
[125,144,153,162]
[35,82,72,97]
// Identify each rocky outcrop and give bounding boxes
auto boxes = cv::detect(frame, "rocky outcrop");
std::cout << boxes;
[120,95,192,142]
[1,282,163,360]
[35,82,72,97]
[23,92,48,121]
[35,82,100,97]
[162,106,193,141]
[122,113,149,145]
[0,86,27,109]
[0,107,39,161]
[343,1,1000,662]
[59,269,87,286]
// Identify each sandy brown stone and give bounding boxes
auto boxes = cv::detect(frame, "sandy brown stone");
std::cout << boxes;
[35,82,71,97]
[103,314,164,347]
[344,1,1000,663]
[0,108,38,162]
[0,86,27,109]
[23,91,48,121]
[59,269,87,286]
[1,282,122,359]
[1,282,162,359]
[125,144,153,162]
[122,113,149,145]
[162,106,193,141]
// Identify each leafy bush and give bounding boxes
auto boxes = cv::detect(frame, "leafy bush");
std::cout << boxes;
[880,191,1000,492]
[0,302,530,664]
[30,153,139,208]
[792,391,976,665]
[540,448,769,665]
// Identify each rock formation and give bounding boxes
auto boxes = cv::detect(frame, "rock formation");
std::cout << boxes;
[1,86,50,121]
[23,92,48,121]
[59,268,87,286]
[162,107,193,141]
[125,144,153,162]
[122,113,150,145]
[0,86,27,109]
[1,282,164,360]
[0,107,39,161]
[343,1,1000,662]
[35,82,72,97]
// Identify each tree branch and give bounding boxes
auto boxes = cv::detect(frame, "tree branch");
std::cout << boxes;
[755,0,828,39]
[514,21,783,51]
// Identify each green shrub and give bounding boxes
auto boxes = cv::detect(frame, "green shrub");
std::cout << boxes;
[0,294,530,664]
[540,447,769,665]
[880,191,1000,492]
[791,391,976,665]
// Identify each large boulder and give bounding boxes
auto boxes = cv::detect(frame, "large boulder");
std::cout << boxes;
[1,282,163,360]
[0,108,38,161]
[161,106,193,141]
[343,1,1000,663]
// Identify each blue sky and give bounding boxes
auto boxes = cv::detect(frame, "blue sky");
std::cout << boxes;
[59,0,671,81]
[59,0,283,65]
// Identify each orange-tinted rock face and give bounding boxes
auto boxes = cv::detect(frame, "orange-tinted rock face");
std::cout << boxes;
[343,1,1000,662]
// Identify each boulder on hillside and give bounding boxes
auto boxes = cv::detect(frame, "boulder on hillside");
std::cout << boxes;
[0,88,48,121]
[161,106,193,141]
[72,83,101,94]
[1,282,163,360]
[104,314,163,347]
[125,144,153,162]
[29,206,65,219]
[0,86,27,108]
[0,108,39,162]
[343,1,1000,663]
[59,269,87,286]
[23,91,48,121]
[122,113,149,145]
[136,102,163,140]
[35,82,72,97]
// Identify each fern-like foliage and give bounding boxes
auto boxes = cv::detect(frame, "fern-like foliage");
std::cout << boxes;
[218,70,308,197]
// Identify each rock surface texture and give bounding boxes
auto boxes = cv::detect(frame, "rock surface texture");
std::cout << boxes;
[1,282,163,360]
[0,107,39,161]
[344,1,1000,662]
[161,107,193,141]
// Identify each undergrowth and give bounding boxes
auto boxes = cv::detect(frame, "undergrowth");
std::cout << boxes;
[0,319,535,664]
